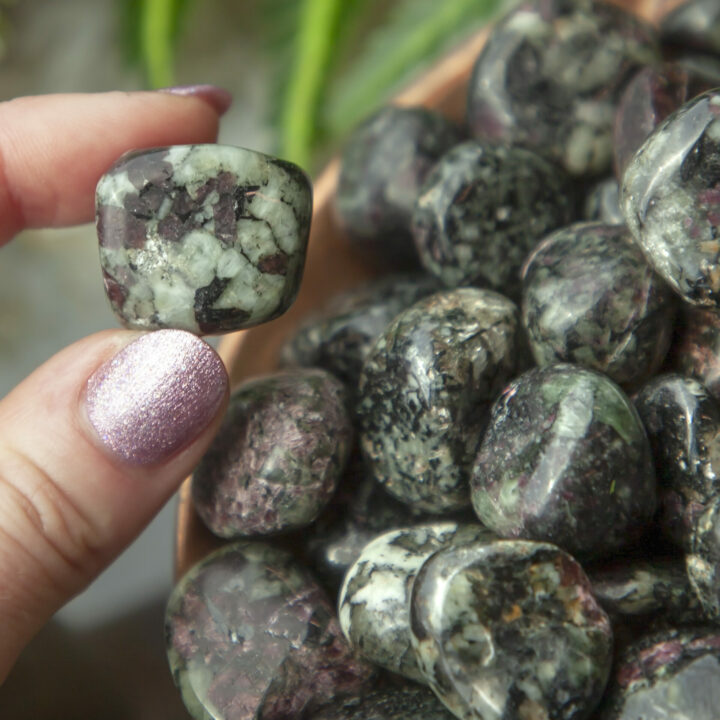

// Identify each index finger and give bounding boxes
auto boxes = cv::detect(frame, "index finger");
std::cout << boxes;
[0,90,227,245]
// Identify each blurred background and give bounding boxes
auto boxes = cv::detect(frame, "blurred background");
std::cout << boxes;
[0,0,504,716]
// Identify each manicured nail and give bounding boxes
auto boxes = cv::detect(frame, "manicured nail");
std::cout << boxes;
[85,330,228,465]
[159,84,233,116]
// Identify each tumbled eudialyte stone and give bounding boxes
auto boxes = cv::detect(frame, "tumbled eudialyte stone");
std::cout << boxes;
[280,274,438,395]
[589,558,704,625]
[613,63,718,177]
[96,145,312,333]
[338,523,492,682]
[634,374,720,547]
[471,364,656,558]
[599,627,720,719]
[672,307,720,402]
[584,178,624,225]
[687,494,720,619]
[466,0,657,176]
[661,0,720,56]
[358,288,521,513]
[306,466,423,591]
[192,369,352,538]
[622,90,720,308]
[410,540,613,720]
[412,141,572,296]
[165,542,374,720]
[335,106,462,266]
[521,223,676,387]
[310,686,456,720]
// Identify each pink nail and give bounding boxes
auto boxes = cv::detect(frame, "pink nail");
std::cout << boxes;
[85,330,228,465]
[159,84,233,116]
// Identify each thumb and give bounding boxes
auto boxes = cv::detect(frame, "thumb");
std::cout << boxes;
[0,329,228,682]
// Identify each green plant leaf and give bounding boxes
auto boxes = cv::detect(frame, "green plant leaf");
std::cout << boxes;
[323,0,508,139]
[118,0,193,88]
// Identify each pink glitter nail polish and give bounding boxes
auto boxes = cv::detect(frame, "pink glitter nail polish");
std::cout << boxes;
[85,330,228,465]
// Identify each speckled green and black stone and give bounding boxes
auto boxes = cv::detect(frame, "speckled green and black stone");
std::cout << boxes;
[412,141,572,297]
[622,90,720,308]
[410,540,613,720]
[192,369,353,538]
[599,627,720,719]
[358,288,522,514]
[335,106,463,266]
[280,274,439,397]
[466,0,658,177]
[672,306,720,402]
[584,178,624,225]
[634,374,720,548]
[165,542,374,720]
[338,523,493,682]
[521,222,676,387]
[96,145,312,334]
[471,364,656,559]
[309,686,457,720]
[686,494,720,619]
[589,558,705,625]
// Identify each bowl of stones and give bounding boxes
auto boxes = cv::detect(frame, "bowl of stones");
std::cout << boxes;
[110,0,720,718]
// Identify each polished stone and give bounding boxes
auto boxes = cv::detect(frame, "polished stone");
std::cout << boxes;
[192,369,353,538]
[410,540,613,720]
[521,222,676,388]
[687,494,720,619]
[96,145,312,333]
[338,523,492,682]
[310,686,456,720]
[672,306,720,402]
[412,141,572,297]
[634,374,720,548]
[358,288,521,514]
[599,627,720,720]
[471,364,656,559]
[165,542,374,720]
[336,106,462,266]
[584,178,624,225]
[280,274,439,397]
[467,0,657,176]
[621,90,720,308]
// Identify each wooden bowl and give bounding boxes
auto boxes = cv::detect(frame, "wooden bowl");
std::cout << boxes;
[174,0,677,580]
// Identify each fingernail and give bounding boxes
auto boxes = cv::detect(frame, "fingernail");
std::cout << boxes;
[85,330,228,465]
[159,84,233,116]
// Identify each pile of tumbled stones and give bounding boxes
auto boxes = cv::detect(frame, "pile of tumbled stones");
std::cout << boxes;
[159,0,720,719]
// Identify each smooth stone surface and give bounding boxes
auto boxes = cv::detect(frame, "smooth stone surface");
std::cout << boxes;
[358,288,522,514]
[335,106,463,266]
[661,0,720,55]
[687,494,720,619]
[672,307,720,402]
[599,627,720,720]
[521,222,676,387]
[589,558,704,624]
[467,0,657,176]
[306,464,426,592]
[310,686,456,720]
[471,364,656,559]
[96,145,312,333]
[338,523,493,682]
[412,141,572,297]
[192,369,353,538]
[614,62,720,178]
[280,274,439,396]
[584,178,624,225]
[634,374,720,547]
[165,542,374,720]
[410,540,613,720]
[622,90,720,308]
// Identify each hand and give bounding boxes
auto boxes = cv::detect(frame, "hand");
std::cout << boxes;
[0,89,233,682]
